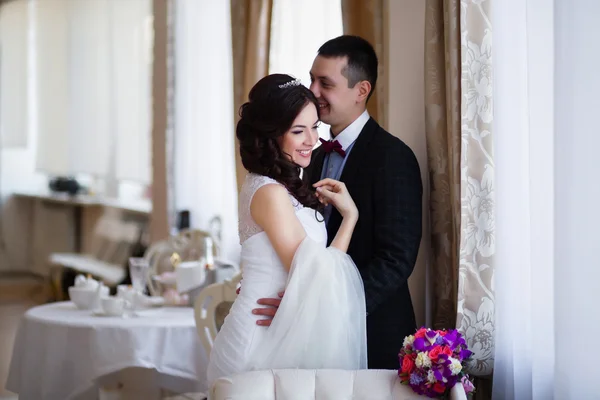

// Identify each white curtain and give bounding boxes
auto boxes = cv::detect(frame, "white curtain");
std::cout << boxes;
[112,0,152,184]
[0,0,46,199]
[0,0,29,148]
[492,0,600,398]
[34,0,70,175]
[67,0,112,177]
[173,0,239,262]
[34,0,151,184]
[553,0,600,397]
[269,0,342,139]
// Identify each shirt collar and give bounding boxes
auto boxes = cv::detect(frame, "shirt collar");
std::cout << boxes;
[330,110,370,150]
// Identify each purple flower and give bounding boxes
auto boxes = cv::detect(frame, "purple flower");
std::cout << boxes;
[442,367,454,379]
[446,376,459,390]
[426,329,438,342]
[413,337,430,352]
[459,348,473,360]
[443,330,468,351]
[409,372,425,385]
[438,354,450,364]
[444,330,459,347]
[435,336,446,345]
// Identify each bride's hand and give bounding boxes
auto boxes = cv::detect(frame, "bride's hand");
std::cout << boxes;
[314,178,358,220]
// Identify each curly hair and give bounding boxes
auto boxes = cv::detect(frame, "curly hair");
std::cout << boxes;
[237,74,322,211]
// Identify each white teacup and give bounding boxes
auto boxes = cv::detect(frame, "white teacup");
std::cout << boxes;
[69,286,109,310]
[117,285,134,300]
[101,296,126,316]
[117,285,144,311]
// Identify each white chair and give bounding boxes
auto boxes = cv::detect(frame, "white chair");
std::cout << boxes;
[144,235,189,296]
[193,272,242,356]
[153,272,244,400]
[49,210,141,298]
[144,229,234,297]
[191,275,468,400]
[212,369,468,400]
[179,228,219,259]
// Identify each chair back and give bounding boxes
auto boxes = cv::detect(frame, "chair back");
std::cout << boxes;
[89,210,141,266]
[193,272,242,356]
[211,369,468,400]
[143,229,220,296]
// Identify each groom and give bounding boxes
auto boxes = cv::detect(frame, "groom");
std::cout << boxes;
[254,35,423,369]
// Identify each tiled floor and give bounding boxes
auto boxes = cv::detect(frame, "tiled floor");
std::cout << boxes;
[0,276,50,399]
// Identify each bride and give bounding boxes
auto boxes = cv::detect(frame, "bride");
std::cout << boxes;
[206,74,367,389]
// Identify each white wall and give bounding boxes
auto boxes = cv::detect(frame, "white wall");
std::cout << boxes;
[385,0,429,327]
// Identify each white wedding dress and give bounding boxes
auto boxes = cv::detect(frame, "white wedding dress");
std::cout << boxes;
[206,173,367,390]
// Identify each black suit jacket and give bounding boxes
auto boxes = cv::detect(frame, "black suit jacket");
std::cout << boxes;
[304,118,423,369]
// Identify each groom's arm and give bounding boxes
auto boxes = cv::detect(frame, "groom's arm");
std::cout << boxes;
[361,139,422,315]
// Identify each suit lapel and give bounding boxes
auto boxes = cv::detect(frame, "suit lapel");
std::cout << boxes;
[326,118,378,237]
[308,146,325,185]
[339,118,377,184]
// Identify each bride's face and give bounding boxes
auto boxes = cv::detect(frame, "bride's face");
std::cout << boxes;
[278,103,319,168]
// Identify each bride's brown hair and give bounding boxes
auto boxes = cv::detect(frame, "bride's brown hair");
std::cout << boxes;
[237,74,323,211]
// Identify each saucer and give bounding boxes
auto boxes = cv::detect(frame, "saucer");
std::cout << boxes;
[92,310,128,318]
[135,295,165,308]
[145,296,165,307]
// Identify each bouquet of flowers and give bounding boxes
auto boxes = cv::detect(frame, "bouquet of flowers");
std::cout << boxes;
[398,328,475,398]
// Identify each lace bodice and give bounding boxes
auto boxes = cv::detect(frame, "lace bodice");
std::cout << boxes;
[238,173,304,244]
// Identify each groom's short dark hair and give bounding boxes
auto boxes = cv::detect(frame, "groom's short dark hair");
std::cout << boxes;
[318,35,378,101]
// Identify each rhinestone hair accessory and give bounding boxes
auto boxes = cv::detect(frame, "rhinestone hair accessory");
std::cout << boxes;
[278,78,302,89]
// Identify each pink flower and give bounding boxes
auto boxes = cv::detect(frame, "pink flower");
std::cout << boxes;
[462,376,475,394]
[433,382,446,394]
[401,356,415,374]
[428,346,443,362]
[414,328,428,339]
[429,345,453,362]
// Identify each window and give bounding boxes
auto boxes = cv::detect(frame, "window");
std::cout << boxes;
[172,0,239,261]
[0,0,29,149]
[269,0,343,139]
[33,0,152,195]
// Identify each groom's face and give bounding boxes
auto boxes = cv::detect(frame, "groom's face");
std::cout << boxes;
[309,56,360,135]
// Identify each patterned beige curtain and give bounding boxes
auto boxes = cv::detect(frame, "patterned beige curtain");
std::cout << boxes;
[457,0,494,379]
[230,0,273,193]
[424,0,495,394]
[341,0,386,127]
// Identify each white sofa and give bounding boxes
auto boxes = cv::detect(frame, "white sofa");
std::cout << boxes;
[211,369,468,400]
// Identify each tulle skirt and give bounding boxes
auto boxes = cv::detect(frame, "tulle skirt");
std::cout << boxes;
[247,237,367,369]
[207,237,367,390]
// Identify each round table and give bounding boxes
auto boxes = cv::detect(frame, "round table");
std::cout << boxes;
[7,301,208,400]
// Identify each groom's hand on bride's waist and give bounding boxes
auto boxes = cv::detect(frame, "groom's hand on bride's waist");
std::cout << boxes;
[252,291,284,326]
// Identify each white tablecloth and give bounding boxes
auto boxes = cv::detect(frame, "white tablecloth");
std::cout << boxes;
[7,302,208,400]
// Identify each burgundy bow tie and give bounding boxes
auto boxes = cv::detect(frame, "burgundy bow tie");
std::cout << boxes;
[319,138,346,157]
